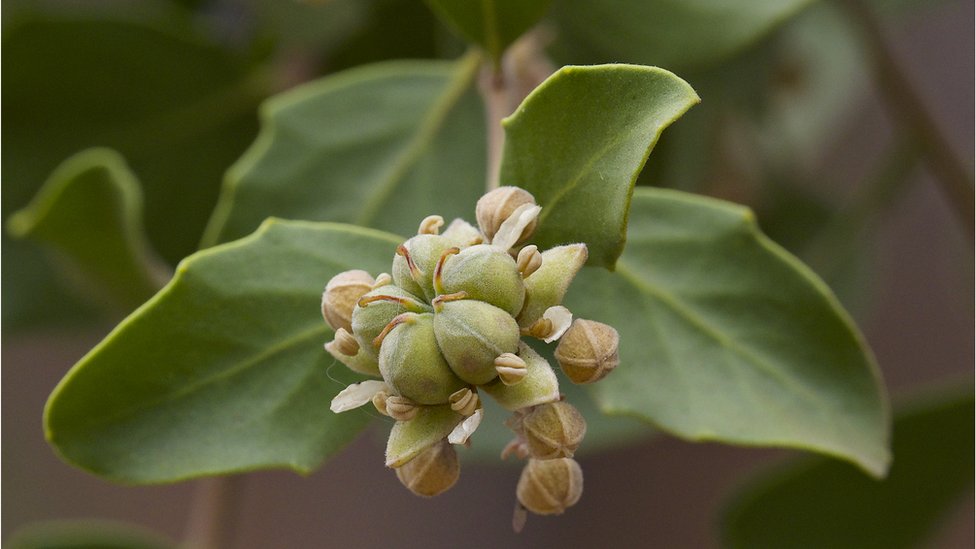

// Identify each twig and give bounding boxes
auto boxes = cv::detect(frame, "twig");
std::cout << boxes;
[479,65,508,191]
[842,0,974,241]
[183,476,245,549]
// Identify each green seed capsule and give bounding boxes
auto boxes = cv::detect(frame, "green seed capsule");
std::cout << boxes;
[393,234,455,301]
[433,299,520,385]
[378,313,465,405]
[438,244,525,316]
[351,285,430,358]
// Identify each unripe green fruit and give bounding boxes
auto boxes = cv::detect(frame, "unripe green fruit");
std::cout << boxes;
[393,234,455,301]
[439,244,525,316]
[433,299,520,385]
[379,313,465,405]
[352,286,430,358]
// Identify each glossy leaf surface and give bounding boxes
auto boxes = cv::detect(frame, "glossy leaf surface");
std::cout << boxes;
[500,64,700,268]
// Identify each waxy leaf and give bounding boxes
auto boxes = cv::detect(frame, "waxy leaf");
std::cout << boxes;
[423,0,553,61]
[203,56,485,247]
[45,220,402,483]
[566,188,890,476]
[500,64,700,268]
[722,388,973,548]
[7,149,166,312]
[549,0,813,71]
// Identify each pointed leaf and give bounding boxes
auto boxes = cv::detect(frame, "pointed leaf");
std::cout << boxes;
[7,149,166,312]
[722,388,973,548]
[44,220,402,483]
[423,0,553,61]
[566,188,890,476]
[203,56,485,247]
[499,64,700,268]
[549,0,813,70]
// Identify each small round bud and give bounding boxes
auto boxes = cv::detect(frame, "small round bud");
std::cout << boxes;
[438,244,525,315]
[554,319,619,384]
[476,186,537,243]
[516,458,583,515]
[322,270,375,333]
[433,299,520,385]
[378,313,465,405]
[449,387,479,417]
[494,353,527,385]
[385,395,420,421]
[418,215,444,235]
[396,439,460,497]
[521,402,587,459]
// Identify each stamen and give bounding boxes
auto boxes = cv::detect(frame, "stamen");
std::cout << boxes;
[432,247,460,296]
[372,313,414,348]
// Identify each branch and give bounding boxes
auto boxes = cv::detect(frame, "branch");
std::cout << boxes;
[183,476,245,549]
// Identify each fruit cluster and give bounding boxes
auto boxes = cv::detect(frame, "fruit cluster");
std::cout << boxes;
[323,186,619,530]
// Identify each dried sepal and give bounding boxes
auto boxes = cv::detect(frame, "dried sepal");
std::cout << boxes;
[385,395,421,421]
[492,203,542,251]
[476,186,537,242]
[396,439,460,497]
[516,458,583,516]
[322,269,375,333]
[494,352,527,386]
[418,215,444,235]
[554,319,620,384]
[516,245,543,278]
[448,408,483,445]
[522,306,572,343]
[449,387,480,417]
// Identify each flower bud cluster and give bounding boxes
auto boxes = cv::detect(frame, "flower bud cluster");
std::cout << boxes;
[322,186,620,530]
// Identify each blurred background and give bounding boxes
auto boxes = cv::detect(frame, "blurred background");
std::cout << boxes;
[3,0,972,547]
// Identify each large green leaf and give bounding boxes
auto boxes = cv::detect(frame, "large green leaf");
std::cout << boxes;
[2,12,263,328]
[202,55,485,247]
[423,0,553,61]
[566,188,890,476]
[7,149,166,312]
[500,64,700,268]
[548,0,813,71]
[45,220,401,483]
[722,387,973,548]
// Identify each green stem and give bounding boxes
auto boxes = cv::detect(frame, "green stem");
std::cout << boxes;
[479,63,508,191]
[183,475,245,549]
[841,0,974,241]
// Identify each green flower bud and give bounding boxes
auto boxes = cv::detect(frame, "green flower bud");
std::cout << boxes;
[351,285,429,358]
[476,186,537,243]
[321,270,375,333]
[516,458,583,516]
[396,439,460,497]
[517,244,588,328]
[554,319,620,384]
[377,313,465,405]
[433,297,520,385]
[393,234,456,301]
[437,244,525,315]
[521,402,587,459]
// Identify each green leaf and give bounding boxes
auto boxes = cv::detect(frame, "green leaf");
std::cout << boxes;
[423,0,553,61]
[7,520,175,549]
[2,12,263,328]
[203,55,486,247]
[500,64,700,268]
[548,0,813,71]
[566,187,891,476]
[722,387,973,548]
[7,149,165,312]
[44,220,402,483]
